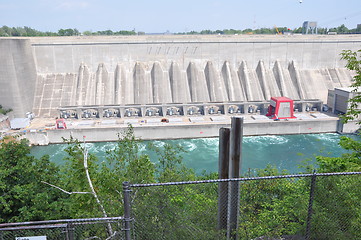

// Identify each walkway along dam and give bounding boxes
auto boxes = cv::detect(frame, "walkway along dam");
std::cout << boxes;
[1,35,360,143]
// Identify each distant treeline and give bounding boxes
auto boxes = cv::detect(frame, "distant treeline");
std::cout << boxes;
[0,26,137,37]
[0,24,360,37]
[179,24,361,35]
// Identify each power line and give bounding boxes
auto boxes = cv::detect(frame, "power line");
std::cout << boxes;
[319,10,361,28]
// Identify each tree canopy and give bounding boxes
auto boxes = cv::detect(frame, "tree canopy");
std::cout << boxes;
[0,105,12,115]
[0,138,69,222]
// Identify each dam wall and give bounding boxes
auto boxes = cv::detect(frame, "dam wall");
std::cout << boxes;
[1,35,360,117]
[30,35,361,73]
[0,39,37,117]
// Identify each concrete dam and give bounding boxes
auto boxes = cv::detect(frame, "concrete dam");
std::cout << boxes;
[0,35,360,118]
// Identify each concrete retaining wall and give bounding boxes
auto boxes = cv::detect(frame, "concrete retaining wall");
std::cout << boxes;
[25,117,341,145]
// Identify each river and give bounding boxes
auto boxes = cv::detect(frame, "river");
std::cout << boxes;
[30,133,356,174]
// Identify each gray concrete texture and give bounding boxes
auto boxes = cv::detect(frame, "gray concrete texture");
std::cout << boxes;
[1,35,360,117]
[0,39,37,117]
[25,116,340,145]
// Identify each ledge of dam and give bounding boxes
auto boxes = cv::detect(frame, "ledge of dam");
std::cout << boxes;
[21,111,359,145]
[1,34,360,141]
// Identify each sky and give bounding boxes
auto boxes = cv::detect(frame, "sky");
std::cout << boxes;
[0,0,360,33]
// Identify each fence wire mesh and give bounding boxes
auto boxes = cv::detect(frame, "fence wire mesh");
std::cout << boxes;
[1,173,360,240]
[128,172,361,240]
[0,217,125,240]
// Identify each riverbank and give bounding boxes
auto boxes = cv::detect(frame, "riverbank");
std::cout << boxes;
[22,111,359,145]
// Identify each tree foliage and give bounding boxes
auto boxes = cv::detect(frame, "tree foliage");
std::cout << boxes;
[0,105,12,115]
[0,139,69,222]
[340,49,361,124]
[1,124,361,239]
[314,49,361,174]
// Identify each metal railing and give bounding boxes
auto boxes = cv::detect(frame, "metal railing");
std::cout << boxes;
[0,217,125,240]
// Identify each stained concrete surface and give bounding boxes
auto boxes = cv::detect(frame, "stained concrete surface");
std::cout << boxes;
[1,35,360,118]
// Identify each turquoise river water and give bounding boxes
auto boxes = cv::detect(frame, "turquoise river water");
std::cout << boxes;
[30,133,356,174]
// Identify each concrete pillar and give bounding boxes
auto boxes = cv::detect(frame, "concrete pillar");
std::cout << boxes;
[222,61,246,101]
[152,62,172,103]
[114,64,131,105]
[274,61,300,100]
[140,106,146,117]
[119,107,125,118]
[134,62,153,104]
[76,108,82,119]
[95,63,109,105]
[161,105,167,117]
[76,63,86,105]
[204,105,209,116]
[187,62,210,102]
[98,107,104,119]
[204,61,228,102]
[238,61,265,101]
[288,61,306,99]
[169,61,191,103]
[256,60,281,99]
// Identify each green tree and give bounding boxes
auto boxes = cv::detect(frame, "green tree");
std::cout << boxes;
[356,25,361,34]
[340,49,361,123]
[308,51,361,239]
[337,24,349,34]
[56,126,156,219]
[242,28,254,34]
[316,136,361,172]
[58,137,102,218]
[238,166,307,239]
[0,139,69,223]
[149,141,195,182]
[0,105,12,115]
[313,49,361,173]
[82,30,93,36]
[58,28,79,36]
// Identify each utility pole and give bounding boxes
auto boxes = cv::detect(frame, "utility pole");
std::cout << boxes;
[217,117,243,239]
[228,117,243,239]
[217,128,230,232]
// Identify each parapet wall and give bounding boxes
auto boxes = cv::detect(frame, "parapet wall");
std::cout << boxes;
[1,35,361,117]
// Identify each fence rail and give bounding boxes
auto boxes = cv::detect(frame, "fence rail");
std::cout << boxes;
[0,217,125,240]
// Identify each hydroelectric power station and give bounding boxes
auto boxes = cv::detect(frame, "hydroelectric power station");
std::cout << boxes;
[0,34,360,144]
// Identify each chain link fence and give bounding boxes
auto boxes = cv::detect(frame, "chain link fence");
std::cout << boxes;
[0,217,125,240]
[1,172,361,240]
[126,172,361,240]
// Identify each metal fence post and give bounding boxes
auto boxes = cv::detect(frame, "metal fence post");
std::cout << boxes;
[66,223,74,240]
[306,171,317,240]
[218,128,230,232]
[123,181,132,240]
[228,117,243,240]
